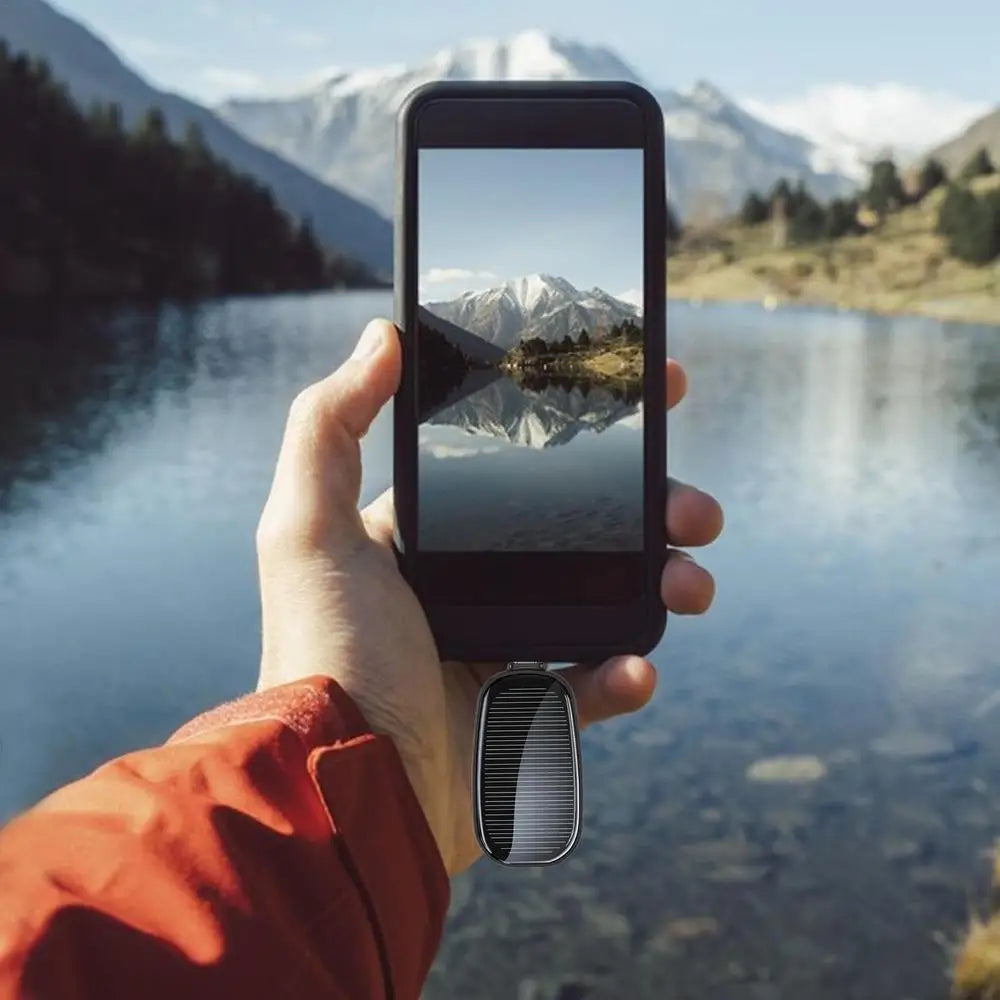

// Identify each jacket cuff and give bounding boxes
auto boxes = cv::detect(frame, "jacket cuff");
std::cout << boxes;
[168,676,450,996]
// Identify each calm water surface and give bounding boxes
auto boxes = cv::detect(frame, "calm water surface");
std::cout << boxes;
[419,373,643,550]
[1,292,999,999]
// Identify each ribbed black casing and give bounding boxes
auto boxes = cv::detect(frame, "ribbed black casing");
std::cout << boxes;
[474,669,581,865]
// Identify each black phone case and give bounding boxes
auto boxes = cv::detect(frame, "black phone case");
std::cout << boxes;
[393,80,667,663]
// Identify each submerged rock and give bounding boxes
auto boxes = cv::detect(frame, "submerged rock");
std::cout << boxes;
[662,916,721,941]
[882,838,925,863]
[680,838,762,865]
[870,731,957,762]
[910,865,962,893]
[706,864,771,884]
[746,755,827,784]
[581,901,631,943]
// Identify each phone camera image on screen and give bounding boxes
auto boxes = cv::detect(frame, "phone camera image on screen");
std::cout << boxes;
[416,147,644,557]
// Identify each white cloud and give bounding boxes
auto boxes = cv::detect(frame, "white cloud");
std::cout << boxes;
[421,268,498,286]
[419,268,500,299]
[199,67,267,98]
[742,83,990,178]
[425,444,502,459]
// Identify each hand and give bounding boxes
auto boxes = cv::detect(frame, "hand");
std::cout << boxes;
[255,319,723,875]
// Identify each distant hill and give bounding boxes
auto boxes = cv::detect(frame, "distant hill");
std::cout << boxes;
[417,307,506,365]
[0,0,392,272]
[928,107,1000,175]
[667,174,1000,325]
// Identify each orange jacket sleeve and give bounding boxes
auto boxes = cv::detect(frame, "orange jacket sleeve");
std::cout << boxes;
[0,676,450,1000]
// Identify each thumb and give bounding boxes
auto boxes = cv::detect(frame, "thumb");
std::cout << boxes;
[263,319,400,552]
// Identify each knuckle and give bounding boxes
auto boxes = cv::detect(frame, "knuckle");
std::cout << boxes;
[288,384,326,433]
[256,495,345,559]
[255,509,285,556]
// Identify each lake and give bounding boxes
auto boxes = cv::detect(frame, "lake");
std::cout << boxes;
[1,292,999,999]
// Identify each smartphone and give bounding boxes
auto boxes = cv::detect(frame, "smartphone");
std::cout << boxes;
[394,81,666,664]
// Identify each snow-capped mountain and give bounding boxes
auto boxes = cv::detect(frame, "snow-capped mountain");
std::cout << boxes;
[216,31,856,220]
[425,274,639,353]
[0,0,391,270]
[429,375,638,450]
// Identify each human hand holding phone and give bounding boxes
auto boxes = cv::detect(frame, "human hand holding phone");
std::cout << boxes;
[255,318,723,875]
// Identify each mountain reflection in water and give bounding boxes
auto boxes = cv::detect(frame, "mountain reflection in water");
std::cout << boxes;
[425,369,642,450]
[417,369,644,550]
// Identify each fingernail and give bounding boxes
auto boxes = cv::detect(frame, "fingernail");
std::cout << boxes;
[351,322,385,361]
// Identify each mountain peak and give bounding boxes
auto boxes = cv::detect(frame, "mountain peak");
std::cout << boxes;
[501,273,580,312]
[688,79,732,110]
[422,30,642,84]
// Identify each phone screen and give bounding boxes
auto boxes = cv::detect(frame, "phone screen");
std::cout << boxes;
[416,147,645,563]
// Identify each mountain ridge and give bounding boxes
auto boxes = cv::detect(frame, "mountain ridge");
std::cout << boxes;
[216,30,856,220]
[0,0,392,271]
[425,274,640,352]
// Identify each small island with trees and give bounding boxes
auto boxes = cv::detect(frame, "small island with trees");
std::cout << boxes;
[417,308,644,423]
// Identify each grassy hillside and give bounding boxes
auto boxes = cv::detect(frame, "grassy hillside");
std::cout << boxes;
[930,107,1000,180]
[667,175,1000,324]
[501,327,644,380]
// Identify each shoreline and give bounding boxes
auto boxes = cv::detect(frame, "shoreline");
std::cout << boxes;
[664,289,1000,327]
[666,176,1000,329]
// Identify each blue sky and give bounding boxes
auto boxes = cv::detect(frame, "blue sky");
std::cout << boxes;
[53,0,997,105]
[418,149,643,302]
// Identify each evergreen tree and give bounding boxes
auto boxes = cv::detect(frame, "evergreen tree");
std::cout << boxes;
[788,185,825,243]
[88,101,124,138]
[770,178,793,206]
[740,191,769,226]
[788,180,812,219]
[289,218,326,289]
[916,158,948,199]
[622,317,643,343]
[960,147,996,181]
[866,158,906,216]
[135,107,169,145]
[946,188,1000,264]
[937,183,978,237]
[577,330,591,348]
[824,197,860,239]
[182,121,211,165]
[0,47,377,298]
